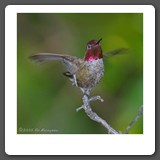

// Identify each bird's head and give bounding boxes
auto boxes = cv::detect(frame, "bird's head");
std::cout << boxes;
[84,38,103,61]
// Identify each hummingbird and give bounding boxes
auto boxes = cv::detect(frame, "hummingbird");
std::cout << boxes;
[30,38,127,99]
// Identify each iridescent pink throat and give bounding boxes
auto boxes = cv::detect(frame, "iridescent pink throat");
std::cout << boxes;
[85,51,103,61]
[85,56,101,61]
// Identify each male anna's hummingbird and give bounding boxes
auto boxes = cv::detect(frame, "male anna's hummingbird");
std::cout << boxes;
[30,38,126,97]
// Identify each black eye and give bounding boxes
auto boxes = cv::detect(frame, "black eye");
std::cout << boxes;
[87,44,91,49]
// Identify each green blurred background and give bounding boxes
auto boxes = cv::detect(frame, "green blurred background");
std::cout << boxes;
[17,13,143,134]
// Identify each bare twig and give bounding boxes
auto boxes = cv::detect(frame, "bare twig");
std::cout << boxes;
[77,94,143,134]
[77,94,120,134]
[125,105,143,134]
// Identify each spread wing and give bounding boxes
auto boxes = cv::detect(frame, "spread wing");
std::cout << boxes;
[29,53,84,75]
[103,48,129,58]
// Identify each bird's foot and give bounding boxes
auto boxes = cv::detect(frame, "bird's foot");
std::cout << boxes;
[89,96,104,103]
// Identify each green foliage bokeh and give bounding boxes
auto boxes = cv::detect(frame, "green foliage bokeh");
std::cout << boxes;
[17,13,143,134]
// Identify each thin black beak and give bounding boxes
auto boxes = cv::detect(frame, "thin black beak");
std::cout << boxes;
[96,38,102,45]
